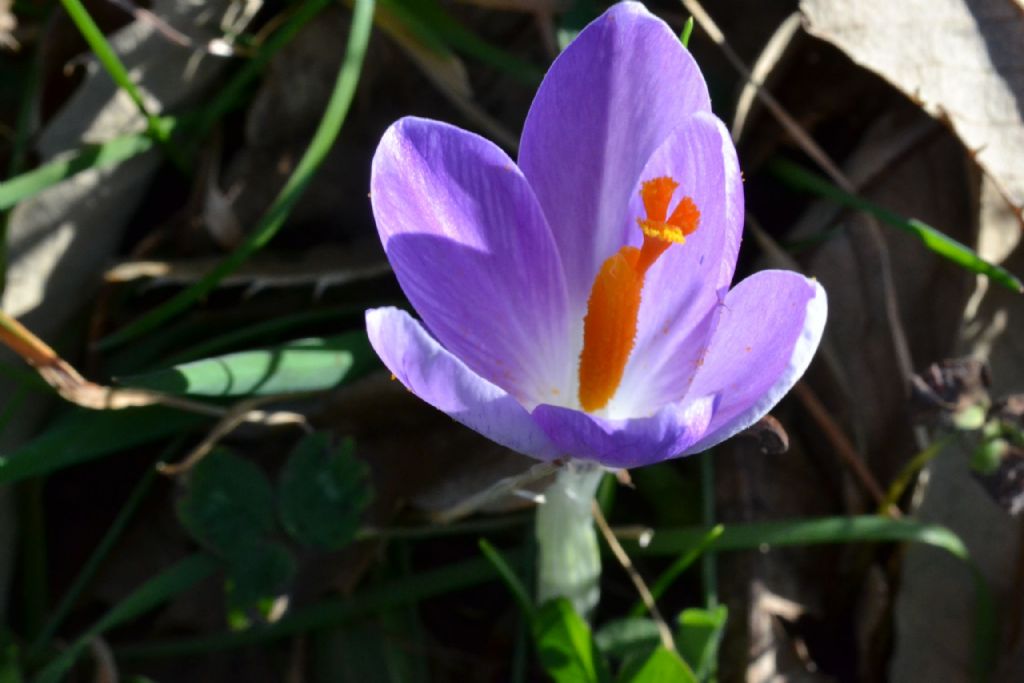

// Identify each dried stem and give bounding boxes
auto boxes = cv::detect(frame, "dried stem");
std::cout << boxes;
[591,500,676,652]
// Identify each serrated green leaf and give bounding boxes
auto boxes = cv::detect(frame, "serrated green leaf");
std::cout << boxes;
[676,606,727,681]
[278,434,371,550]
[618,646,696,683]
[594,618,660,660]
[533,598,611,683]
[120,332,376,397]
[225,541,297,620]
[177,450,277,557]
[0,407,206,485]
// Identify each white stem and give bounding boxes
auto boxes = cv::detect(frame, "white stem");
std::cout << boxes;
[535,461,604,618]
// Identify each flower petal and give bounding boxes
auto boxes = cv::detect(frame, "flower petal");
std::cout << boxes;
[530,396,714,469]
[371,117,572,406]
[609,112,744,417]
[366,307,561,460]
[680,270,828,455]
[519,2,711,319]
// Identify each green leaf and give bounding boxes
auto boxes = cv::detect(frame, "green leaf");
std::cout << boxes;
[0,132,156,210]
[769,158,1024,293]
[533,598,611,683]
[177,450,277,557]
[0,407,206,485]
[618,646,697,683]
[36,554,217,683]
[225,541,297,622]
[676,606,727,680]
[278,434,371,550]
[594,618,660,660]
[120,332,376,397]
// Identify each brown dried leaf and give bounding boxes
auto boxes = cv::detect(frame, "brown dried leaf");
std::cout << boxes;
[801,0,1024,219]
[0,0,15,50]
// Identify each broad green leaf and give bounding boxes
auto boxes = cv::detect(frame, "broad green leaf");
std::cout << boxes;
[533,598,611,683]
[676,606,727,680]
[0,407,205,485]
[177,450,277,557]
[278,434,371,550]
[769,158,1023,293]
[225,541,297,622]
[36,554,216,683]
[618,646,697,683]
[120,332,376,397]
[594,618,660,660]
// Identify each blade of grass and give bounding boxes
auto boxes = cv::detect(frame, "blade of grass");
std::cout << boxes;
[27,441,178,662]
[628,524,722,619]
[699,450,717,610]
[770,158,1024,293]
[623,515,993,682]
[57,0,181,168]
[0,131,158,211]
[98,0,377,351]
[35,554,218,683]
[479,539,534,619]
[195,0,333,135]
[382,0,542,84]
[116,552,523,659]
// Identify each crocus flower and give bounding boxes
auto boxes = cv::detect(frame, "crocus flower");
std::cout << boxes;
[365,1,826,470]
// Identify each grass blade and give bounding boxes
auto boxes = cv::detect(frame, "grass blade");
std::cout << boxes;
[57,0,176,160]
[35,554,217,683]
[0,132,156,211]
[770,158,1023,293]
[116,552,522,659]
[98,0,377,350]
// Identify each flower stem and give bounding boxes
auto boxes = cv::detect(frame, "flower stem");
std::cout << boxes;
[535,462,604,617]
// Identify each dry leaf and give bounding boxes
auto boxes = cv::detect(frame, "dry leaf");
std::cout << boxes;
[801,0,1024,219]
[0,0,16,50]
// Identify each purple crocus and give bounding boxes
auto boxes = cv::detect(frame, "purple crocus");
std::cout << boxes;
[365,2,826,470]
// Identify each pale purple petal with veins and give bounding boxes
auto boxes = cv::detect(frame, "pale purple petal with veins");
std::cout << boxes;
[519,1,711,322]
[680,270,828,455]
[366,307,561,460]
[371,118,572,408]
[608,112,744,418]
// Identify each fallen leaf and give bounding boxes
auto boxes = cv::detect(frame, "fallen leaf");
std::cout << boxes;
[801,0,1024,220]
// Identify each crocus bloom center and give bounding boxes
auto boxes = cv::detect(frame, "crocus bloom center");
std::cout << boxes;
[577,176,700,413]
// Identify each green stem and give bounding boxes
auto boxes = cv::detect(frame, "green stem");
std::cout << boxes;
[535,462,603,617]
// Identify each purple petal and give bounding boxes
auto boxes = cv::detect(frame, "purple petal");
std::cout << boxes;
[366,307,561,460]
[519,2,711,319]
[609,112,744,417]
[681,270,828,455]
[371,118,572,407]
[531,396,714,469]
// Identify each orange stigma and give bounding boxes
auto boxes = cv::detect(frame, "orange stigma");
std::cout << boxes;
[577,177,700,413]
